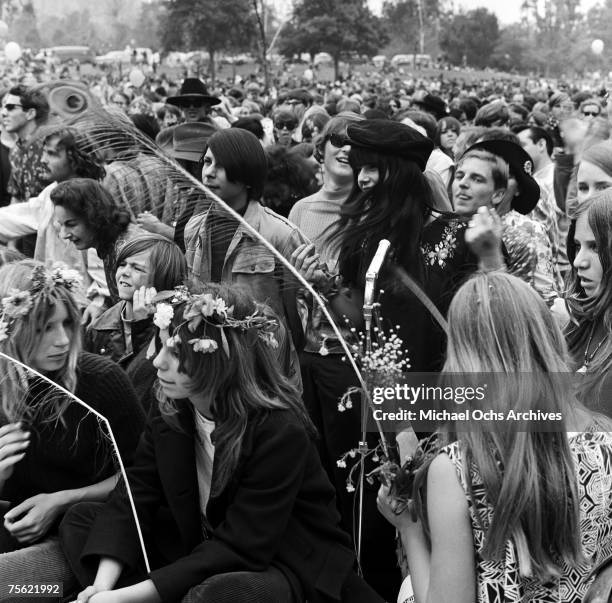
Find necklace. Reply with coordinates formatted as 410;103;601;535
581;323;609;372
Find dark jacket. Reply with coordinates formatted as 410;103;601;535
85;301;155;367
77;404;357;602
3;352;145;520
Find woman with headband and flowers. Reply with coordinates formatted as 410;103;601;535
60;282;385;603
0;260;144;596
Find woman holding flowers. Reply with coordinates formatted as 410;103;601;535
377;272;612;603
60;282;384;603
0;260;144;595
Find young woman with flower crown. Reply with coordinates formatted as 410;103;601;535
60;282;385;603
0;260;145;596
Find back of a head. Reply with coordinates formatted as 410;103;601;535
474;101;509;128
445;271;569;374
232;116;264;140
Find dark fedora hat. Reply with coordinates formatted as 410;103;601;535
346;119;434;171
166;78;221;107
465;139;540;214
155;122;218;162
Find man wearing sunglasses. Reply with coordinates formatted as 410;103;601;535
272;109;298;147
579;98;602;120
166;78;222;127
2;86;50;205
1;85;51;256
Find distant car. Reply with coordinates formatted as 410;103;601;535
391;54;414;67
313;52;333;66
37;46;96;65
372;55;387;68
95;50;131;65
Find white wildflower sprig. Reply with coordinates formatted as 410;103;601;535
335;294;411;494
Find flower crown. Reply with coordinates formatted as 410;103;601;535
151;286;279;357
0;264;83;343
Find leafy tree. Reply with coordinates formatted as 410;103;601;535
278;0;388;79
521;0;582;76
490;24;531;72
160;0;257;82
440;8;499;69
381;0;440;55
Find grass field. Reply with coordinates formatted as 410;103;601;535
82;59;529;87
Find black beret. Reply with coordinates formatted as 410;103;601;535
466;139;540;214
346;119;434;171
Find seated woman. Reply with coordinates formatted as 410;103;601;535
565;190;612;416
0;261;145;596
60;283;383;603
378;271;612;603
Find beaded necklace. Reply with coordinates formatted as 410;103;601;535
578;322;609;374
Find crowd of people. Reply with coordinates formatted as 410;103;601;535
0;56;609;603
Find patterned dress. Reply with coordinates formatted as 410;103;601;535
443;428;612;602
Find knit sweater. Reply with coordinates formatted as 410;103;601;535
3;352;145;506
288;183;352;271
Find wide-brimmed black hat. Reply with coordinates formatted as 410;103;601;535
465;139;540;214
346;119;434;171
166;78;221;107
413;94;448;120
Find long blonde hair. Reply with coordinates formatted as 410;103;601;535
419;272;588;580
0;261;82;424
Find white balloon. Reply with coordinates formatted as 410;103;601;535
129;68;145;88
592;39;604;55
0;21;9;38
5;41;21;62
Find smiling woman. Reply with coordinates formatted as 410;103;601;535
50;178;145;304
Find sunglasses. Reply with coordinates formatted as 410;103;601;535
582;110;600;117
2;103;22;111
328;132;350;148
274;120;297;130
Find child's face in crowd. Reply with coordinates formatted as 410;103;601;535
115;250;152;301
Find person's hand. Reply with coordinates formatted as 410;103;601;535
376;484;413;530
73;585;100;603
82;302;105;327
560;117;588;156
465;206;504;270
4;492;65;544
289;243;321;282
131;286;157;322
136;212;162;234
0;423;29;485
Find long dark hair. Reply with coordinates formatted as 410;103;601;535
333;146;434;287
565;192;612;401
50;178;131;258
